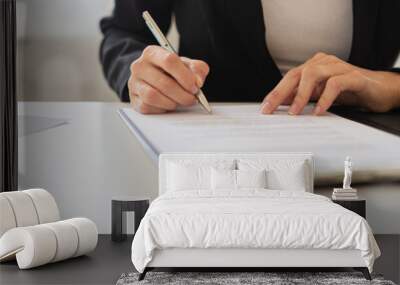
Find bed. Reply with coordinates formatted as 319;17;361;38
131;153;380;281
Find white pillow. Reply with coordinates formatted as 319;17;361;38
167;160;235;191
237;169;266;189
237;159;309;191
211;168;236;189
211;168;267;190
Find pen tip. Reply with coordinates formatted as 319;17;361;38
204;103;212;114
196;92;212;114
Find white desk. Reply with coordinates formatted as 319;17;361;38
18;102;400;234
18;102;157;234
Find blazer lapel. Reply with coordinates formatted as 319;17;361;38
225;0;281;85
348;0;379;68
200;0;281;94
198;0;235;67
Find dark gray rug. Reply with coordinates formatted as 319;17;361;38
116;272;396;285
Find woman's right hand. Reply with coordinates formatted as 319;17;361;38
128;45;210;114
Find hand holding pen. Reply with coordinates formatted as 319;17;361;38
127;11;212;114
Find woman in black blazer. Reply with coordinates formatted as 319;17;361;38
100;0;400;115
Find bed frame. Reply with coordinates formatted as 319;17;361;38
138;153;372;281
139;248;371;280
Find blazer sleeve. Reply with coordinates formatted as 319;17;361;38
100;0;174;101
375;1;400;74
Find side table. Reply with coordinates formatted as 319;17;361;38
332;199;366;219
111;196;150;242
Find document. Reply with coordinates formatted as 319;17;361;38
119;103;400;184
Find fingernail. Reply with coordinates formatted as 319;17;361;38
195;74;204;88
191;85;199;94
313;105;321;115
288;103;298;115
261;101;272;114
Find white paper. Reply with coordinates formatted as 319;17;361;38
119;103;400;184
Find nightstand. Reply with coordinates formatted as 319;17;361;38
111;196;150;242
332;199;366;218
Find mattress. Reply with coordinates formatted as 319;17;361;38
131;190;380;273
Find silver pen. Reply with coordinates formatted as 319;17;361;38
142;11;212;113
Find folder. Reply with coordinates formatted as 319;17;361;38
119;103;400;185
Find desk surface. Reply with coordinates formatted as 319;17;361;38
17;102;400;234
331;106;400;137
18;102;158;234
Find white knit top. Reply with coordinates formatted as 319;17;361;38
261;0;353;74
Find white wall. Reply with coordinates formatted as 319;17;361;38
16;0;179;102
19;0;113;39
17;0;118;101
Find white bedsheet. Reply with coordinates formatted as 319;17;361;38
131;190;380;272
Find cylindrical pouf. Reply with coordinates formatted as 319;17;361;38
42;221;79;262
0;218;98;269
0;226;57;269
0;196;17;237
64;218;98;257
0;192;39;227
23;189;60;224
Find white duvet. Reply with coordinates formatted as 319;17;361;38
131;190;380;273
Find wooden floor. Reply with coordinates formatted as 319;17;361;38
0;235;398;285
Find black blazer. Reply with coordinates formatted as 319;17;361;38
100;0;400;102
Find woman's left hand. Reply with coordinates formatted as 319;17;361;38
260;52;400;115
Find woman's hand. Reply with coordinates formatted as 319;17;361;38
128;45;209;114
261;52;400;115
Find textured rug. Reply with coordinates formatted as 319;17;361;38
116;272;396;285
